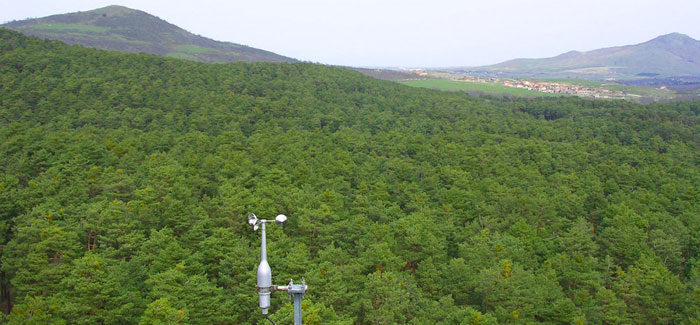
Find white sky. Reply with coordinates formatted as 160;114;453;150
1;0;699;67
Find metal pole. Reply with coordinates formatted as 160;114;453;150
260;222;267;261
250;214;309;324
293;293;302;325
288;279;307;325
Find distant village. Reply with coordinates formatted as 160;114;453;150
458;76;629;99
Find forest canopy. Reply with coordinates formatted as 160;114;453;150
1;28;699;324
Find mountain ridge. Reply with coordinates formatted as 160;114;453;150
2;5;296;63
460;33;700;80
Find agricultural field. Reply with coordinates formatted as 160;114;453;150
540;78;675;100
401;79;555;97
402;76;683;102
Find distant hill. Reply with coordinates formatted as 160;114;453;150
459;33;700;80
350;67;429;81
1;5;296;63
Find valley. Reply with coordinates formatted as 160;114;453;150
396;70;682;102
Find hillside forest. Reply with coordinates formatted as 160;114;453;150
1;28;700;324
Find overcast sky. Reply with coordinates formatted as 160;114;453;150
2;0;699;67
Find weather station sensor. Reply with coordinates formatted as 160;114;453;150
248;213;307;325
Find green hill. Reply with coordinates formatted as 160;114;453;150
462;33;700;80
1;5;295;63
1;28;700;324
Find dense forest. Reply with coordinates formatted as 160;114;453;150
1;28;699;324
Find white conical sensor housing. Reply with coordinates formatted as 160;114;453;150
257;222;272;314
257;259;271;313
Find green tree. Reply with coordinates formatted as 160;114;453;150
476;259;578;323
598;204;651;267
139;298;187;325
613;254;685;324
55;253;142;324
361;271;415;324
145;264;234;324
271;299;351;325
2;216;80;302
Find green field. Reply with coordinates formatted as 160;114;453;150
401;79;556;97
165;52;198;60
29;23;109;33
174;44;220;54
404;78;677;102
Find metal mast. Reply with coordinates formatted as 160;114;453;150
249;213;307;325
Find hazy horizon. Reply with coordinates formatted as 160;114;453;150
2;0;699;67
